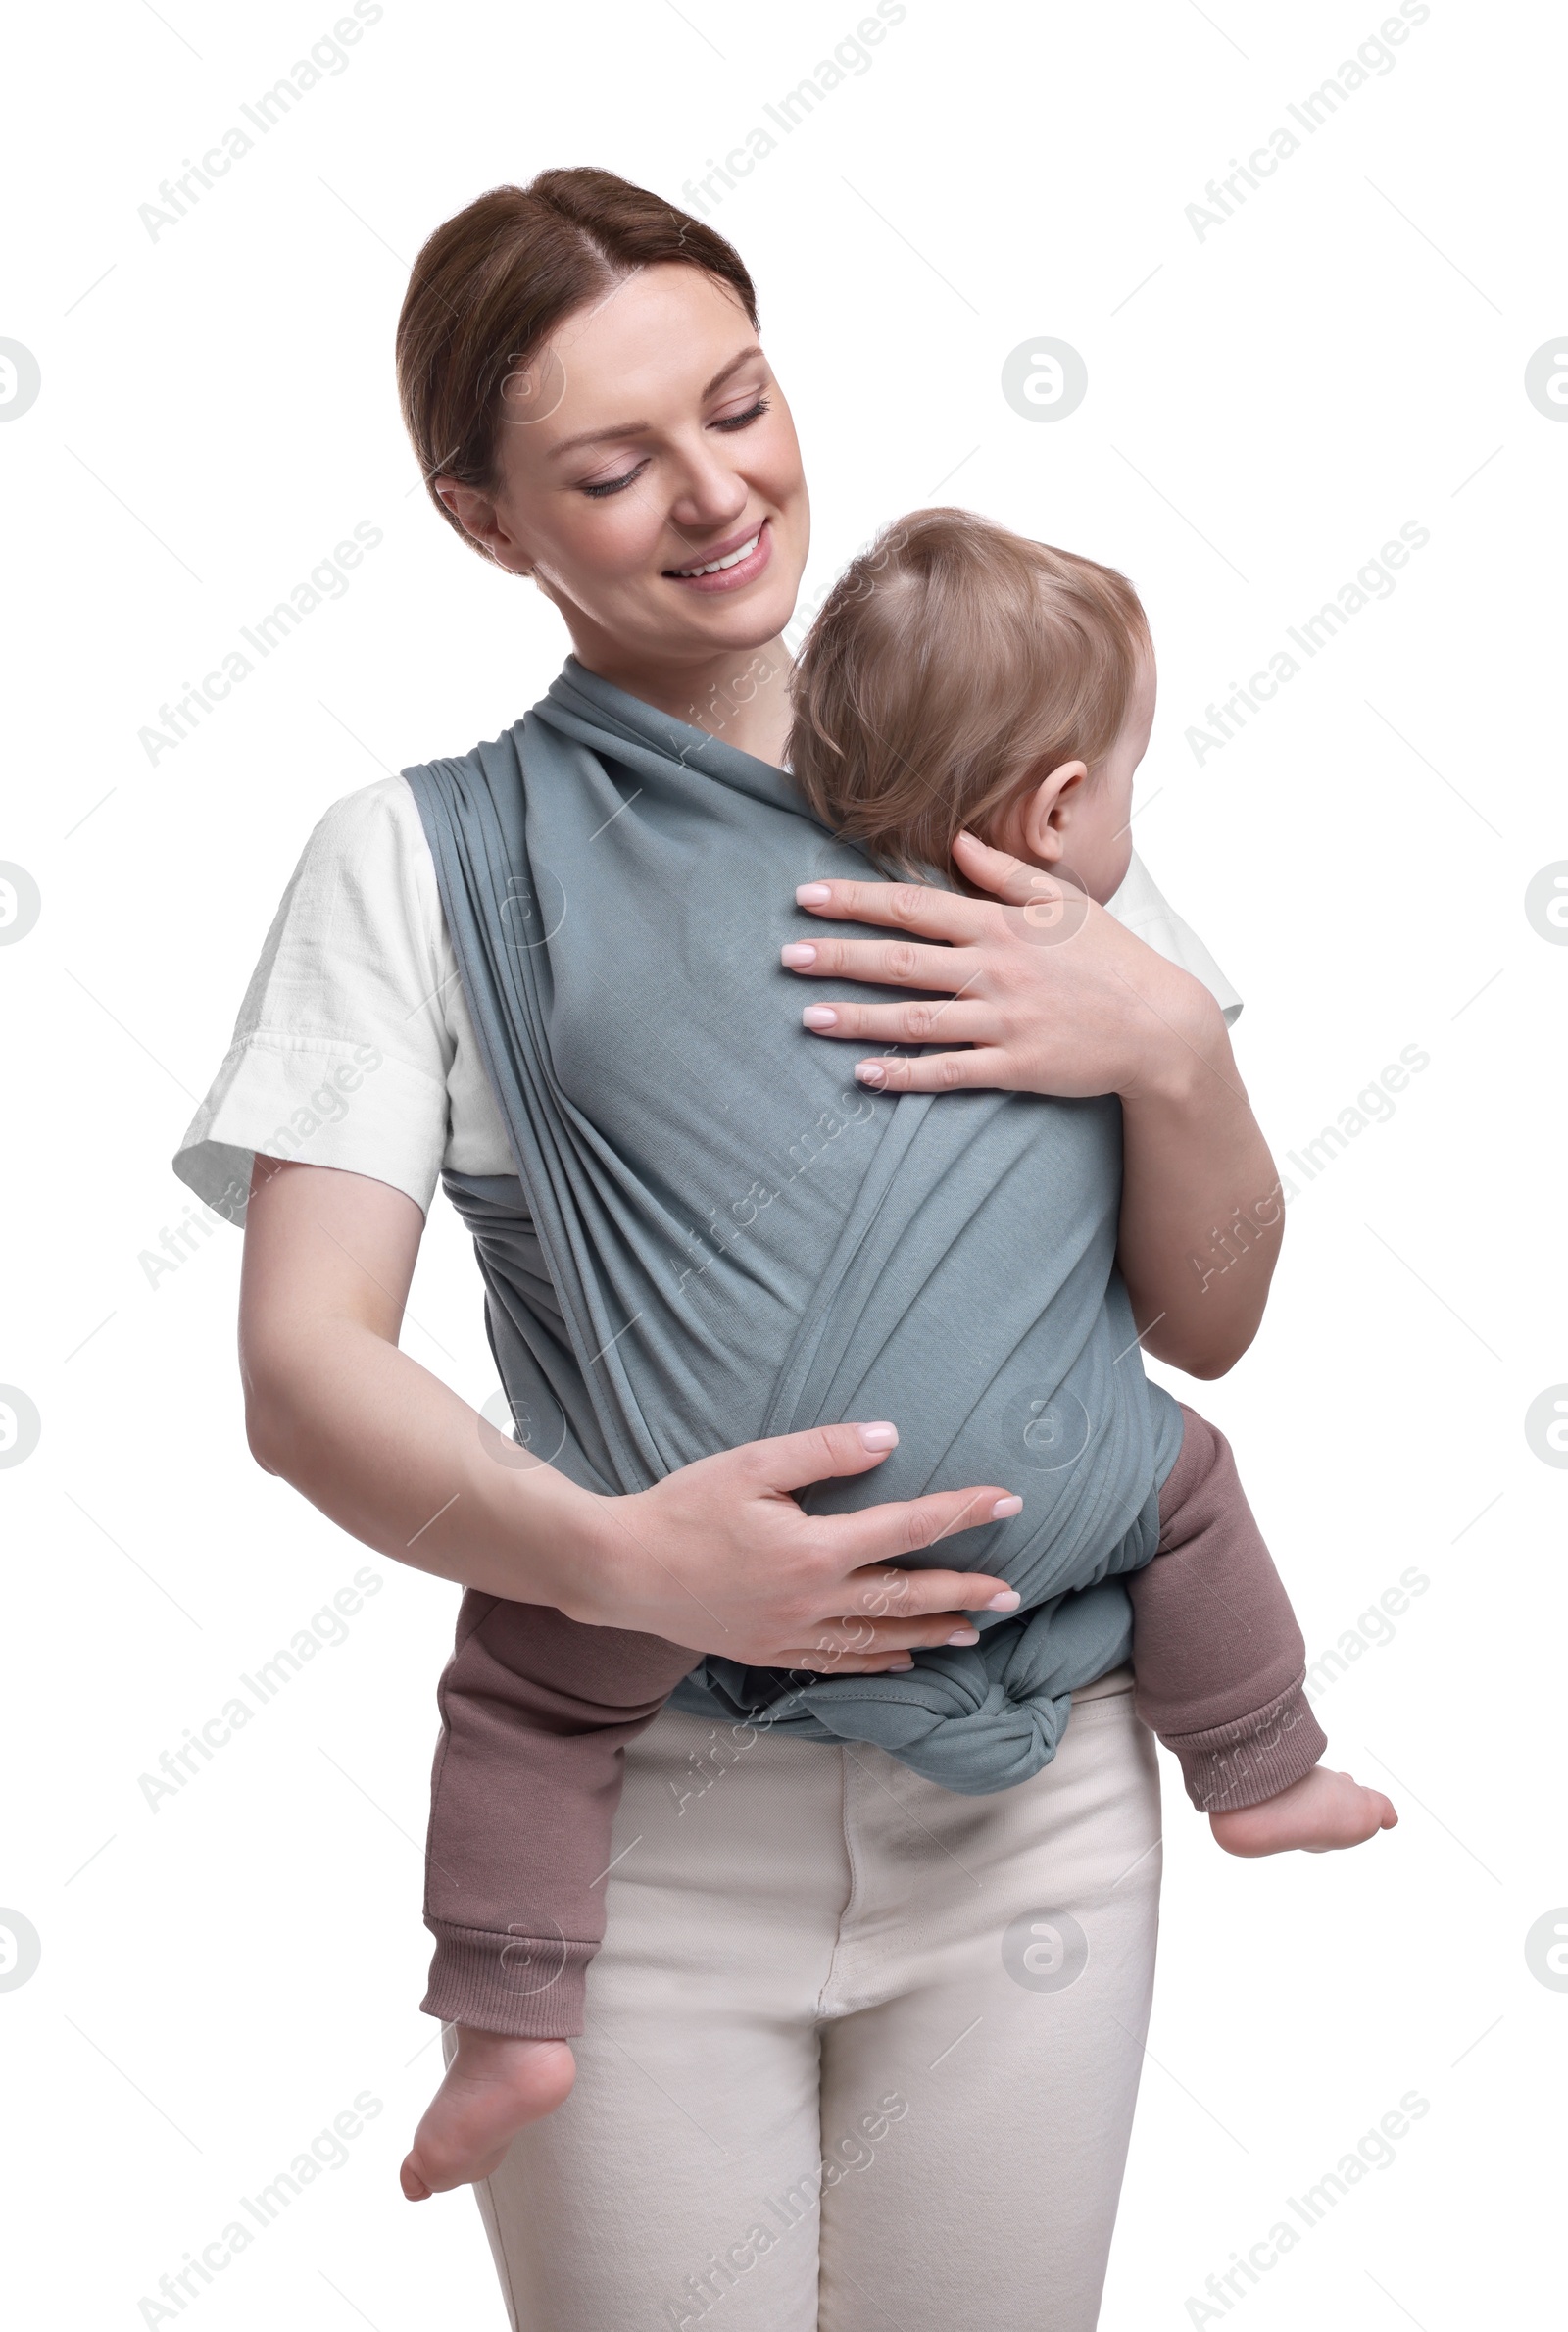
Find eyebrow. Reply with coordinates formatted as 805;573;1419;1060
545;347;764;461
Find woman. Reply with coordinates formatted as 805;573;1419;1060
175;170;1281;2330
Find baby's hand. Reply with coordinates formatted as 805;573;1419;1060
1208;1765;1396;1858
400;2025;575;2200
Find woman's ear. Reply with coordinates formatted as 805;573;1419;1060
1014;760;1089;864
434;479;534;575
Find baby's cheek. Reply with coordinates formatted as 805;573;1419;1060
1104;833;1135;901
1075;825;1133;907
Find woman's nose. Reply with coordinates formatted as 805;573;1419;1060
666;441;749;534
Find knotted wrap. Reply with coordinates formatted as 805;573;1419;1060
404;659;1183;1795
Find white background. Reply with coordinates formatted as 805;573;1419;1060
2;0;1564;2325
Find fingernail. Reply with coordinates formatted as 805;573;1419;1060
796;883;832;904
889;1656;914;1671
803;1005;838;1029
857;1421;898;1451
986;1590;1021;1612
991;1495;1023;1519
855;1063;887;1087
945;1627;979;1646
781;943;817;968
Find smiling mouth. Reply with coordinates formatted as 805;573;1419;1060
662;519;769;580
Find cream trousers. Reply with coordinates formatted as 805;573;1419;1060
459;1666;1161;2331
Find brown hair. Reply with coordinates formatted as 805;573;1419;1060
788;508;1150;880
395;168;760;557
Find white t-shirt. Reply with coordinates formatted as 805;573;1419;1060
172;774;1242;1225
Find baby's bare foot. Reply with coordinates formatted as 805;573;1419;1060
1209;1765;1397;1858
400;2026;575;2200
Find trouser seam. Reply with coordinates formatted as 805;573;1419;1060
817;1745;858;2019
479;2172;525;2332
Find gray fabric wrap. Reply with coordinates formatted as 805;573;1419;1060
403;658;1183;1796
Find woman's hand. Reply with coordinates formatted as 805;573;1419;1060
574;1421;1023;1670
781;829;1221;1103
780;831;1285;1380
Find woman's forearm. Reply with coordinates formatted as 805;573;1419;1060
239;1157;604;1610
243;1314;601;1608
1116;1000;1284;1378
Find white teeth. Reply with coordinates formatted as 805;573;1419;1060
672;529;760;577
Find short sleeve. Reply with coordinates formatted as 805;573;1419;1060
172;776;490;1224
1105;851;1243;1026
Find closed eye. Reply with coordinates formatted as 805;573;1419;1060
576;395;771;497
712;394;771;432
580;459;650;501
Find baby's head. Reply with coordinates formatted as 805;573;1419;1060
788;508;1153;904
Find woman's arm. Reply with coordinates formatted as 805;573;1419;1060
239;1157;1020;1663
778;835;1281;1379
239;1157;593;1603
1112;999;1282;1378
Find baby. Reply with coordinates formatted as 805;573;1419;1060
400;508;1396;2202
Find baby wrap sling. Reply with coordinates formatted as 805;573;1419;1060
404;658;1184;1795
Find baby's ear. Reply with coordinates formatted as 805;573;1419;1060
1016;760;1089;861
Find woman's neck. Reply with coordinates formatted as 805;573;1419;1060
571;634;796;767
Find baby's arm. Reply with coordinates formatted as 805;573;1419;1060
1131;1405;1396;1854
402;1597;696;2197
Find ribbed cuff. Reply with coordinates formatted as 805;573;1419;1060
1161;1680;1328;1813
421;1922;593;2038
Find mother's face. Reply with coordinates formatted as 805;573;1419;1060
437;265;809;675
